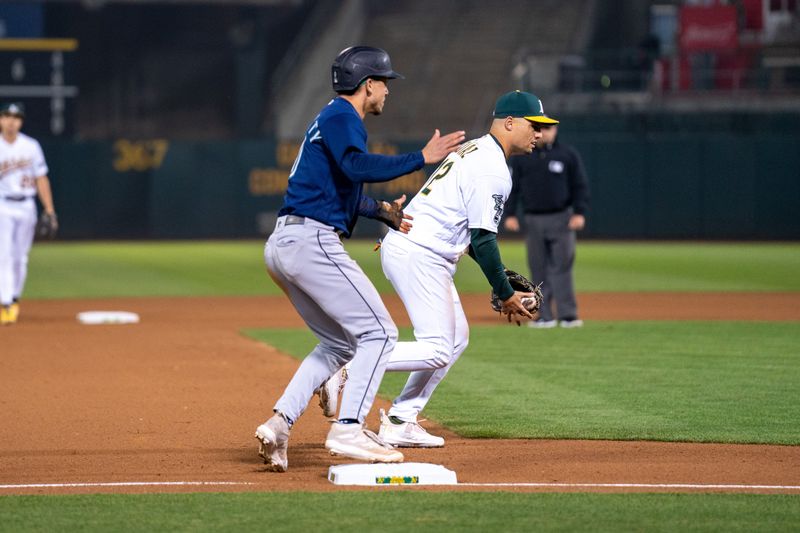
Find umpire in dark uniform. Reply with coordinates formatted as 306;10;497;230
504;124;590;328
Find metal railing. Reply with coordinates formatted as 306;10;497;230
516;50;800;96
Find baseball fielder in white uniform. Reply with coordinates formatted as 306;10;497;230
0;103;57;325
377;91;558;447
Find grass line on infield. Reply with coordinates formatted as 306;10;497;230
1;492;798;532
244;321;800;445
25;241;800;298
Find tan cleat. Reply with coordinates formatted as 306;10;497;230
325;422;404;463
254;413;291;472
0;305;11;326
8;303;19;323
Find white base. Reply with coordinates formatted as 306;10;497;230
77;311;140;325
328;462;457;486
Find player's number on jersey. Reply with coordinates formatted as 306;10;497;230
420;160;454;196
289;121;321;180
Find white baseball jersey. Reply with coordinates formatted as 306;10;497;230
394;134;511;262
0;132;48;198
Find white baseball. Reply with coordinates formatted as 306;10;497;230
520;297;537;312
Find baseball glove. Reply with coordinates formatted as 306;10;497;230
36;212;59;239
490;269;543;314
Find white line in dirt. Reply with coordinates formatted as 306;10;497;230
0;481;254;489
3;481;797;491
458;482;800;490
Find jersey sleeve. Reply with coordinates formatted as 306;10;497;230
358;195;381;218
32;140;49;177
321;112;368;163
468;228;514;300
321;112;424;183
464;174;511;233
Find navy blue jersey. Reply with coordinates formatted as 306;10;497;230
278;97;424;237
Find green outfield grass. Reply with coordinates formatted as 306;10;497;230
246;321;800;445
1;492;798;532
25;240;800;298
26;241;272;298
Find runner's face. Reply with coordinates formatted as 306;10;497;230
365;77;389;115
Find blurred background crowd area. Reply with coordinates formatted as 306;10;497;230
1;0;799;240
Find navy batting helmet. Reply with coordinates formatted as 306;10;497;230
331;46;404;92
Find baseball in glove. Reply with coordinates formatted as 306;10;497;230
490;269;543;316
36;212;59;239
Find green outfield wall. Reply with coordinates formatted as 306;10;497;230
42;129;800;240
567;133;799;239
42;138;426;240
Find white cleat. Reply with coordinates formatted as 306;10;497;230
559;319;584;328
254;413;291;472
325;421;404;463
318;365;348;418
379;409;445;448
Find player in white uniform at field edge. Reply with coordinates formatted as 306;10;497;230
377;91;557;447
0;103;58;326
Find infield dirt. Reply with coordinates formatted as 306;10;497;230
2;294;798;495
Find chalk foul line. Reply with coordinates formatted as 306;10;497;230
0;481;254;489
2;481;798;491
457;482;800;490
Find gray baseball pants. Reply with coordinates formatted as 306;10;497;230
524;208;578;321
264;215;397;424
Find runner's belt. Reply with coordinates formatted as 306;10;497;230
284;215;307;226
284;215;345;237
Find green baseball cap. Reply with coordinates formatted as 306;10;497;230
0;102;25;118
493;90;558;124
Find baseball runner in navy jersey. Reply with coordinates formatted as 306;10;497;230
255;46;465;471
0;103;57;326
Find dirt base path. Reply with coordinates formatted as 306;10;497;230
1;294;798;495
